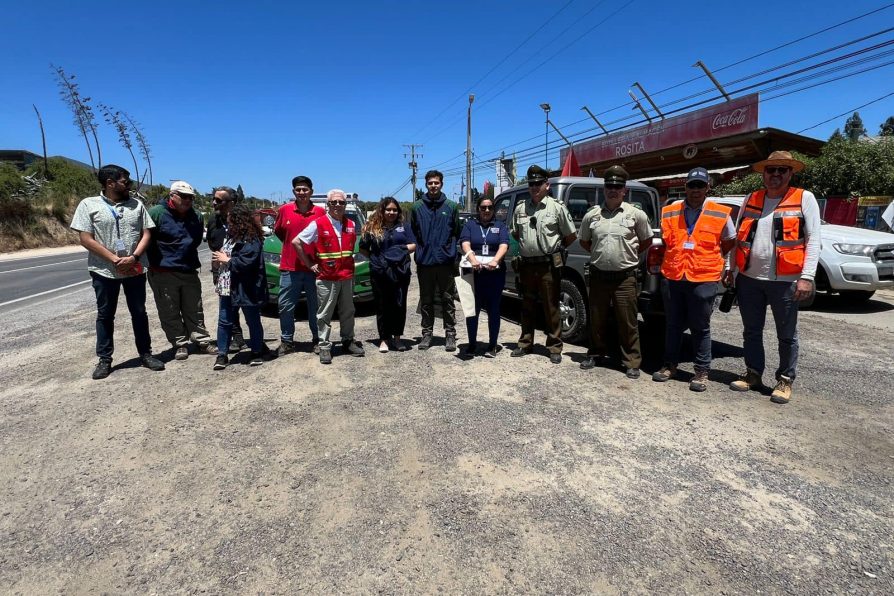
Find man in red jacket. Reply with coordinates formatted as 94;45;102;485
294;189;365;364
274;175;325;355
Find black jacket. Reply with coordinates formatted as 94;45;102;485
227;237;268;307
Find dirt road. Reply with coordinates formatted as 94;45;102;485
0;264;892;593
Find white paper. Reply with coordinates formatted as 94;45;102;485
455;273;476;318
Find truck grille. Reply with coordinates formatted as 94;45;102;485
874;244;894;263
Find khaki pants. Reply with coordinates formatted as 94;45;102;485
588;275;641;368
517;261;563;354
316;278;355;350
148;270;211;348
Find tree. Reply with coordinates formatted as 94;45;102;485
236;185;245;202
98;103;141;191
828;128;843;142
122;112;153;187
801;137;894;196
880;116;894;137
713;172;764;197
52;65;99;171
843;111;867;142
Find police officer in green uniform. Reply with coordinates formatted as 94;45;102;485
578;165;653;378
509;165;577;364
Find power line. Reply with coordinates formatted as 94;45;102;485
797;90;894;133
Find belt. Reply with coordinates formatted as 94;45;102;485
590;266;638;281
520;254;553;264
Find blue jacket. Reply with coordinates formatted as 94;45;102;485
408;193;460;266
148;202;204;272
228;237;269;307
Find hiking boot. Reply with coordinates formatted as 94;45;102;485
319;348;332;364
277;340;296;356
343;340;365;357
550;353;562;364
730;368;761;392
199;343;218;355
652;365;677;382
92;358;112;380
213;354;229;370
770;376;793;404
625;367;641;379
229;333;246;353
510;347;531;357
174;346;189;360
689;370;709;392
418;334;432;350
445;335;457;352
140;353;165;371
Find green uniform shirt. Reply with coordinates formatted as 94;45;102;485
578;201;652;271
510;195;575;257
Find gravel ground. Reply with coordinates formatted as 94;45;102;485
0;269;892;594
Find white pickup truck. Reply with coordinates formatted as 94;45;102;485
710;196;894;304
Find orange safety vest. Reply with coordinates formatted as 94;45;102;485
315;215;356;281
734;187;805;277
660;200;732;282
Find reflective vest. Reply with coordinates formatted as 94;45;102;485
660;200;732;282
315;215;356;281
734;187;806;277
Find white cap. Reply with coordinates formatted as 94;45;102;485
170;181;196;195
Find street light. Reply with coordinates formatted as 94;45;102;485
539;103;551;166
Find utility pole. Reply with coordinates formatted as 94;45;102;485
466;94;475;212
404;144;423;201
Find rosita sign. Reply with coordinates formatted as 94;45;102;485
561;93;759;166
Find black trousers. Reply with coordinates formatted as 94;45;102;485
417;263;457;336
371;271;410;340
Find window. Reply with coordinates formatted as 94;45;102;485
566;186;597;221
493;194;513;222
628;189;656;225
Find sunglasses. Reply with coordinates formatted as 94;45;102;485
117;179;133;186
527;181;545;188
328;200;347;206
686;181;707;189
604;183;625;190
478;205;493;211
764;167;791;175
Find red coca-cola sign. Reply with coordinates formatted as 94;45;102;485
561;93;759;166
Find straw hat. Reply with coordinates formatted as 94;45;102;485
752;150;805;173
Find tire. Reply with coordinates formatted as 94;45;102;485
838;290;875;303
559;278;587;343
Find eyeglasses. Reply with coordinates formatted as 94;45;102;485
604;184;625;190
686;181;707;189
764;167;791;175
328;200;347;206
117;179;133;187
176;192;195;199
478;206;493;211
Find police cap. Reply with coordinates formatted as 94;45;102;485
526;164;549;183
603;165;629;186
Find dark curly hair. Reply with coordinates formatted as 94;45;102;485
227;204;263;241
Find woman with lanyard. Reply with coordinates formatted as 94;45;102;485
459;196;509;358
211;204;274;368
359;197;417;353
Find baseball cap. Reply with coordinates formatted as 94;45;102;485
686;167;710;185
170;181;196;196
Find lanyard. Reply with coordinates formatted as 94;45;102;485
104;201;122;238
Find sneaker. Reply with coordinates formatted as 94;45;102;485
249;352;264;366
92;358;112;380
770;376;793;404
730;368;761;392
319;348;332;364
277;340;296;356
199;343;219;355
462;343;476;357
312;340;321;355
652;365;677;382
689;370;709;392
625;367;641;379
395;339;409;352
379;341;389;353
418;334;432;351
510;347;531;357
445;335;457;352
343;340;365;357
174;346;189;360
213;354;229;370
550;353;562;365
140;353;165;371
580;356;598;370
484;346;498;359
229;334;246;353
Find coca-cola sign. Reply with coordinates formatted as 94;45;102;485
561;93;759;166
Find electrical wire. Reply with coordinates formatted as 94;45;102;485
797;90;894;133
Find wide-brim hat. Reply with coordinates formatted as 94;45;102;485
753;150;805;173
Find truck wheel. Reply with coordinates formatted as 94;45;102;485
559;279;587;344
839;290;875;303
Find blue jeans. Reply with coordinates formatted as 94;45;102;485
662;279;716;372
465;269;505;348
278;271;319;342
217;296;265;354
736;273;799;380
91;272;152;360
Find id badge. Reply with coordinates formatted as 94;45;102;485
551;252;563;268
481;245;489;256
683;241;695;251
114;238;127;256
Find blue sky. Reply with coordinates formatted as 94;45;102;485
3;0;893;203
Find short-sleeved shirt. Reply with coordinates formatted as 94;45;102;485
509;195;575;257
70;193;155;279
274;202;325;272
460;217;510;268
297;214;343;245
578;201;653;271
